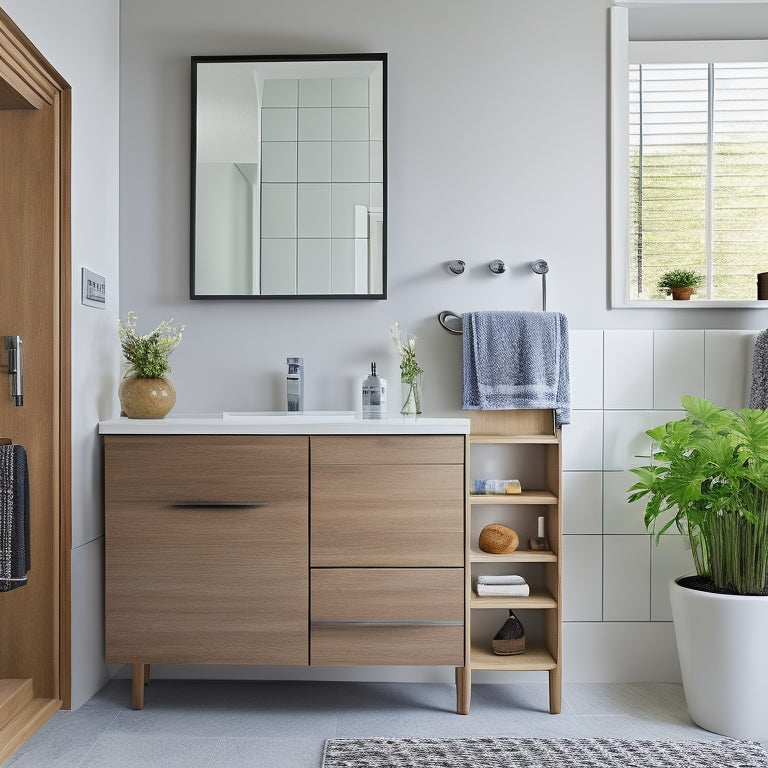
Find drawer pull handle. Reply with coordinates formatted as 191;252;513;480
311;620;463;627
169;502;267;509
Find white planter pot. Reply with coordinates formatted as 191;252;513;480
670;577;768;740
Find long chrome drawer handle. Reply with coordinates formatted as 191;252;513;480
169;502;267;509
311;620;463;627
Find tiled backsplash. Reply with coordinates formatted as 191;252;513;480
563;329;758;627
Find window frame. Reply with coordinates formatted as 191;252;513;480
609;6;768;308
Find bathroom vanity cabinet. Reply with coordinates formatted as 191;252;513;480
100;417;468;710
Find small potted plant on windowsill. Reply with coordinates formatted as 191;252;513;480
628;396;768;740
118;311;184;418
657;269;704;301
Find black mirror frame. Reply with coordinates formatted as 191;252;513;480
190;53;387;301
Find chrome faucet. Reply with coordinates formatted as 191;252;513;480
286;357;304;413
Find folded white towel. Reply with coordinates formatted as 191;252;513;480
476;583;530;597
477;574;526;585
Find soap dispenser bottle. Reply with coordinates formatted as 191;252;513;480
362;362;386;419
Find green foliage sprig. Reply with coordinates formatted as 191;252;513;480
657;269;704;291
628;396;768;595
118;311;184;379
391;322;424;384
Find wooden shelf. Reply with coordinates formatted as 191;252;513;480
470;588;557;610
469;642;557;671
469;490;557;505
469;547;557;563
469;435;558;445
461;408;562;715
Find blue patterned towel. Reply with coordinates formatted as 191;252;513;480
462;311;570;427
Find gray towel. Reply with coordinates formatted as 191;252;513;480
462;311;570;427
0;444;30;592
750;330;768;409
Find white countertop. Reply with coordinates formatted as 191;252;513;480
98;411;470;435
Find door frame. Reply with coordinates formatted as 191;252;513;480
0;8;71;708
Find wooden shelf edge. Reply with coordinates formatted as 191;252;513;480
468;490;557;505
470;588;557;609
469;548;558;563
469;643;557;671
469;435;559;445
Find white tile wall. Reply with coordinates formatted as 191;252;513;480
562;535;603;621
562;472;602;534
562;410;603;471
603;470;648;535
556;331;753;637
651;534;694;621
704;329;758;409
604;330;653;410
653;330;705;409
603;535;650;621
603;410;679;471
569;330;603;409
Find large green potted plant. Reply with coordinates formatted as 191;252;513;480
628;395;768;739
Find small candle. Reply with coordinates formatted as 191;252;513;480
538;516;545;538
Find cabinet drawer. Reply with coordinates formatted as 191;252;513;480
311;568;464;623
104;435;308;503
311;464;463;566
311;435;464;466
311;625;464;666
105;497;308;665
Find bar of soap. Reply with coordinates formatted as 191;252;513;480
472;479;522;495
479;523;519;554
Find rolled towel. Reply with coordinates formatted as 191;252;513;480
476;583;530;597
477;574;526;585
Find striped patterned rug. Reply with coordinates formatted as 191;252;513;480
322;738;768;767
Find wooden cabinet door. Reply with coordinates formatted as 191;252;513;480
311;436;465;567
104;436;309;665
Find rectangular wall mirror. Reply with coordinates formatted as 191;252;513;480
191;53;387;299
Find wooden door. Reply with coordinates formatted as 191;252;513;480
0;10;71;706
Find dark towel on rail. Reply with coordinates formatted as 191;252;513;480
749;330;768;410
0;444;30;592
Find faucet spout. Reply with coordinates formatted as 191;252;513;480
286;357;304;413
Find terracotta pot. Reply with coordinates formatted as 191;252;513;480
118;375;176;418
671;286;694;301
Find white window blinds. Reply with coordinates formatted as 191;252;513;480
629;61;768;300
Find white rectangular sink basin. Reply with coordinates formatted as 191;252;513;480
222;410;357;422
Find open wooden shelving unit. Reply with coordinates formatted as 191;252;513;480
456;409;562;715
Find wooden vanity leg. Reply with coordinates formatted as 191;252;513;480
456;666;471;715
144;663;151;684
548;667;562;714
132;662;146;710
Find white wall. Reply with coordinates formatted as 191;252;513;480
115;0;768;687
1;0;121;709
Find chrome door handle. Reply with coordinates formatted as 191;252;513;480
4;336;23;407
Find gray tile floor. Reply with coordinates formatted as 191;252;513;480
3;678;747;767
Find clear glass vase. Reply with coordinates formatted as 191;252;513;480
400;375;422;416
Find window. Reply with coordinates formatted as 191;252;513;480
610;8;768;306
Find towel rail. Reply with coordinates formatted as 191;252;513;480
438;260;551;333
0;438;11;445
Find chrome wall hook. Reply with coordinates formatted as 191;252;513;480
531;260;549;311
489;259;506;275
447;260;465;275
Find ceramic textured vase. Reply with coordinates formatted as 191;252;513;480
118;375;176;418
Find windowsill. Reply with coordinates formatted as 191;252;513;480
613;300;768;309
